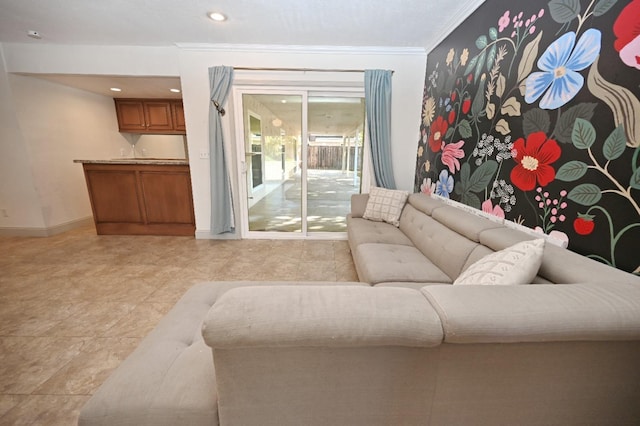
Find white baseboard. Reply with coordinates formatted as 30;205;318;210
0;217;94;237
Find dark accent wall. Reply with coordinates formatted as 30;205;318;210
414;0;640;273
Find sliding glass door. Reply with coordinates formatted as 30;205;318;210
235;87;365;237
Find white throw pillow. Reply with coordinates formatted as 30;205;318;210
453;239;545;285
363;187;409;227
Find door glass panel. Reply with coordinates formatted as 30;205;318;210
307;96;365;232
243;94;302;232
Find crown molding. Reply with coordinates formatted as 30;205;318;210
175;43;426;56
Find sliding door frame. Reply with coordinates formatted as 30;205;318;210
232;85;366;239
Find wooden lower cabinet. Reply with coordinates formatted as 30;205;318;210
82;163;195;236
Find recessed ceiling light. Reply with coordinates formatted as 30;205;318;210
208;12;227;22
169;88;181;93
110;87;122;92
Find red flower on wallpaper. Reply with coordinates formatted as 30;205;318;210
613;0;640;70
429;116;448;152
441;140;465;173
510;131;561;191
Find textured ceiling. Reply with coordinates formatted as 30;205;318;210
0;0;483;49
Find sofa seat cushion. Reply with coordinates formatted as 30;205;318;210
355;243;453;284
347;216;413;248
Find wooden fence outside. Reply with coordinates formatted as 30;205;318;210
307;146;362;170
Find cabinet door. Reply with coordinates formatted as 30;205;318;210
172;101;186;131
85;170;144;223
115;100;146;132
144;101;174;132
139;170;195;224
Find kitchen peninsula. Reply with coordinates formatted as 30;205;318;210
75;159;195;236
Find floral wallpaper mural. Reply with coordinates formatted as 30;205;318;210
415;0;640;274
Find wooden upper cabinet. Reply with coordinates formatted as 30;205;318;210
144;101;174;132
114;99;186;134
115;100;147;132
172;101;186;131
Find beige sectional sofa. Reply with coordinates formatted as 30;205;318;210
79;192;640;426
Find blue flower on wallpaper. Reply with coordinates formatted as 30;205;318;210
525;28;601;109
436;169;454;198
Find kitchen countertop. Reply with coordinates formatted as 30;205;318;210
74;158;189;165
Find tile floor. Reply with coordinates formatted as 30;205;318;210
0;225;358;425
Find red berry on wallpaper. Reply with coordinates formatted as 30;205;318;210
574;214;595;235
462;98;471;114
448;110;456;124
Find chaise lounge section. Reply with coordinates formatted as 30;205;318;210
79;192;640;425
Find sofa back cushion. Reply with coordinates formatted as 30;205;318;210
399;204;479;281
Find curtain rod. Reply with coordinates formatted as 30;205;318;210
233;67;394;74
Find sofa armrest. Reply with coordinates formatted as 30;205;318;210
421;283;640;344
202;285;443;349
350;193;369;218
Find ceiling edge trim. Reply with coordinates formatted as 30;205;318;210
175;43;426;56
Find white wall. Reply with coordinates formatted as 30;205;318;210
0;46;46;229
178;45;426;236
8;74;131;229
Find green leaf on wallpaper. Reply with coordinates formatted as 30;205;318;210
555;103;597;143
476;35;488;49
630;167;640;190
572;118;596;149
461;192;481;209
471;78;486;116
517;30;543;84
445;127;455;140
486;44;497;73
548;0;581;24
489;27;498;41
523;108;550;136
475;50;487;82
555;160;588;182
603;126;627;160
460;162;471;187
458;119;473;138
464;54;479;76
593;0;619;17
568;183;602;206
467;160;498;192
